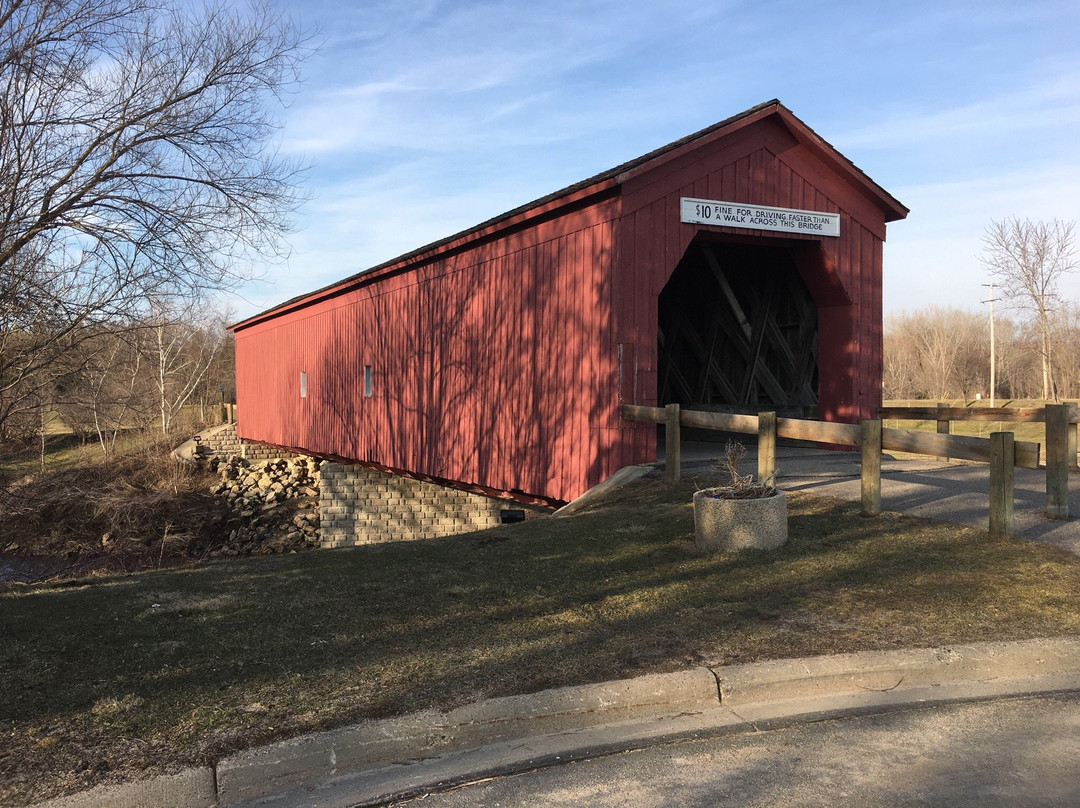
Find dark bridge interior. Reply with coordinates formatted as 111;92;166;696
657;238;819;419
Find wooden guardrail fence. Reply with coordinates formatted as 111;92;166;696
880;402;1077;520
621;403;1074;538
878;405;1062;423
880;403;1078;469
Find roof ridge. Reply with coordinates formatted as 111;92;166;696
232;99;907;331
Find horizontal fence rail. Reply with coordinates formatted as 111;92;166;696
881;429;1041;470
879;405;1080;424
881;406;1044;423
879;402;1076;473
620;404;1041;469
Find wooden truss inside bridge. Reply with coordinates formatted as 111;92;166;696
658;239;819;418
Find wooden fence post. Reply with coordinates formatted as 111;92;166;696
937;401;950;460
1045;404;1070;519
861;419;882;516
1068;402;1078;471
665;403;681;483
989;432;1015;539
758;411;777;486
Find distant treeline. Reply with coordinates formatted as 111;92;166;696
883;302;1080;401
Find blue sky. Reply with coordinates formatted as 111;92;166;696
234;0;1080;319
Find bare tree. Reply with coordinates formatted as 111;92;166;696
990;316;1027;399
980;217;1078;400
0;0;307;440
882;315;918;399
883;303;1078;403
195;327;235;421
142;301;231;435
49;303;235;455
52;324;154;457
883;308;991;401
1051;301;1080;400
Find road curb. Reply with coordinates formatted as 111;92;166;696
24;637;1080;808
552;464;654;516
27;767;215;808
718;636;1080;707
215;667;719;805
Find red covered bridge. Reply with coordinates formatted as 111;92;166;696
232;100;908;505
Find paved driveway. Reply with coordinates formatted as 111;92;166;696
667;441;1080;555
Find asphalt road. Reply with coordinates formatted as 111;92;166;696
383;692;1080;807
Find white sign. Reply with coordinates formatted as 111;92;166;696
680;198;840;238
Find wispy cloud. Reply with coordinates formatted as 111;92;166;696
280;0;744;157
840;84;1080;153
884;165;1080;313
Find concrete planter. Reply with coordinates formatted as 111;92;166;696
693;488;788;551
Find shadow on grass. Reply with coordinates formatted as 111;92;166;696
3;479;1080;802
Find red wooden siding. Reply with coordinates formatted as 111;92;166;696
235;197;622;503
233;102;906;503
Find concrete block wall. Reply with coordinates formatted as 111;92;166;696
320;463;520;548
196;424;303;461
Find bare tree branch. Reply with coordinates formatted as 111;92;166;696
0;0;310;439
981;217;1078;400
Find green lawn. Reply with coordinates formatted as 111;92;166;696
4;474;1080;804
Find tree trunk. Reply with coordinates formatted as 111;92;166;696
1041;320;1056;401
39;403;46;473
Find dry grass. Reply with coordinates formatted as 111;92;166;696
3;472;1080;805
0;406;223;482
0;432;107;481
0;438;233;567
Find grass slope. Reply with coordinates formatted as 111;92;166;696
3;474;1080;804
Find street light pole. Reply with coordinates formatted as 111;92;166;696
982;283;996;408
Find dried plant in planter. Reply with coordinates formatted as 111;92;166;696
694;441;786;550
705;441;776;500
